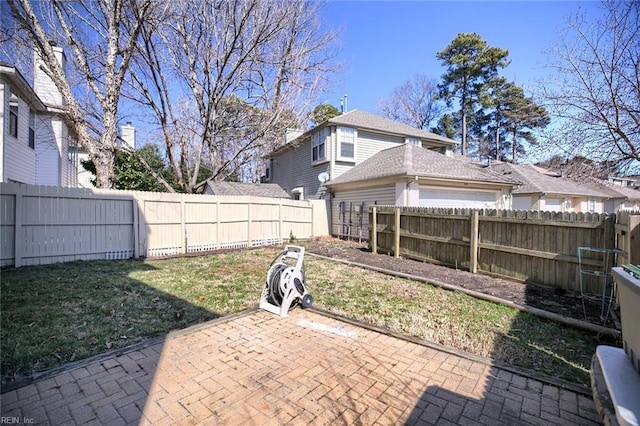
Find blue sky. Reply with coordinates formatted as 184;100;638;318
321;0;603;113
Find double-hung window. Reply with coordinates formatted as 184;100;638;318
338;126;355;161
312;128;326;163
29;109;35;149
263;158;272;182
9;95;18;138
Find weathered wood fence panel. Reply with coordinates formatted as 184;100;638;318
615;209;640;265
0;183;324;268
370;206;634;292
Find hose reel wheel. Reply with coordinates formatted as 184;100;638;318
260;245;313;317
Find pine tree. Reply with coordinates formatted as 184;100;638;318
436;33;509;156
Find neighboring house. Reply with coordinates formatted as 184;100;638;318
202;180;291;198
323;143;520;235
265;109;522;237
265;109;458;201
488;162;613;213
0;48;78;187
583;177;640;212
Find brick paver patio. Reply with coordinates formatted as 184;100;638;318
1;308;601;425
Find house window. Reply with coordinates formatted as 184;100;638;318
312;128;326;162
338;126;355;160
29;109;35;149
406;137;421;147
292;187;304;200
9;100;18;138
588;198;596;213
263;158;272;182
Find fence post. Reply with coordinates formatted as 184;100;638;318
394;206;400;258
13;185;23;268
372;206;377;255
132;198;139;258
470;210;479;273
248;199;252;247
630;214;640;265
181;195;187;254
278;200;283;243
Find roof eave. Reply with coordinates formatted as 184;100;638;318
1;64;47;112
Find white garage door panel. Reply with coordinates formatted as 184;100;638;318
545;198;562;211
419;188;497;208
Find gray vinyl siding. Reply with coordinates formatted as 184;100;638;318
270;137;330;200
356;131;403;163
330;184;396;238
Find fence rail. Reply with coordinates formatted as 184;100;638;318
370;206;638;292
0;183;326;268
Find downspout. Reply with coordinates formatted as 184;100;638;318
328;126;335;236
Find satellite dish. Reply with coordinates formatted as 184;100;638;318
318;172;330;183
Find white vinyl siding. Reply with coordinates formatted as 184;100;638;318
1;84;36;184
419;187;498;209
331;185;396;238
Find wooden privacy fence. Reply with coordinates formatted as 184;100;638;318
370;206;638;293
0;183;326;268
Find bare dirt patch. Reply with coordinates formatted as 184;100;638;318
301;237;616;329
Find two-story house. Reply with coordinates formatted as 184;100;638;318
0;47;78;186
265;110;459;201
266;110;520;237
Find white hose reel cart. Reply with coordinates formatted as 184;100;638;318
260;245;313;317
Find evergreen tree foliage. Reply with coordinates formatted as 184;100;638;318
311;104;341;125
436;33;509;156
82;145;175;192
484;77;550;162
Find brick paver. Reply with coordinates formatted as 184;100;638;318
0;309;601;425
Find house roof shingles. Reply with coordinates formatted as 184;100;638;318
325;144;520;187
206;181;290;198
325;110;459;146
488;163;613;197
269;110;459;157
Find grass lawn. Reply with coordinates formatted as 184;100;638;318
1;247;614;386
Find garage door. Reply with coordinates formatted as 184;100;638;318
419;188;498;208
544;198;562;212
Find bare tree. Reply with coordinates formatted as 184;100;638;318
127;0;337;193
539;0;639;172
376;74;444;130
7;0;153;188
